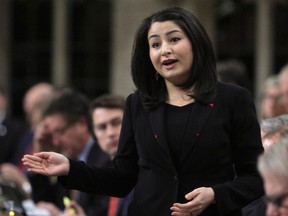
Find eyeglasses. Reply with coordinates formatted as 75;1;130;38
49;124;74;138
265;192;288;208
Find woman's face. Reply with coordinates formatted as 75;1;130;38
148;21;193;86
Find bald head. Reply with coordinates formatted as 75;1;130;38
23;82;54;127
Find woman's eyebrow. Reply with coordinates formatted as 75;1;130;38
148;29;180;41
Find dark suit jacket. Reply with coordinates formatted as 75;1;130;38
116;190;134;216
242;196;266;216
29;173;69;209
76;141;111;216
0;117;26;164
59;82;264;216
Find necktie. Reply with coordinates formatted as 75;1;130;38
108;196;119;216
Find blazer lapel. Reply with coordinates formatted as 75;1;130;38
149;104;175;168
179;101;214;165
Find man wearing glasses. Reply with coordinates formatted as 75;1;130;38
30;89;110;216
258;136;288;216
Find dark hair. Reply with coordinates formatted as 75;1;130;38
43;90;91;131
90;94;125;113
131;7;217;111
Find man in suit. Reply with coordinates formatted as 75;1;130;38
31;89;110;215
90;94;133;216
35;92;131;216
257;137;288;216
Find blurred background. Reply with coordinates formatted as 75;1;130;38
0;0;287;121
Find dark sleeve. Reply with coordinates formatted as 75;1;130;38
242;196;266;216
212;87;264;215
58;94;139;197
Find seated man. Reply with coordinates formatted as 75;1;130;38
257;136;288;216
30;89;110;215
90;94;133;216
242;123;288;215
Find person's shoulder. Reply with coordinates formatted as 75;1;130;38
242;196;266;216
215;81;255;108
126;91;142;105
217;81;252;98
125;91;148;115
217;81;247;92
127;91;140;99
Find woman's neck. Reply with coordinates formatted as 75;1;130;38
166;84;194;107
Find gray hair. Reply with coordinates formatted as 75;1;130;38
260;114;288;136
258;136;288;183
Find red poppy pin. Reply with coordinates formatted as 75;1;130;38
209;103;214;107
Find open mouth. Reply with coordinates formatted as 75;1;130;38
163;59;178;66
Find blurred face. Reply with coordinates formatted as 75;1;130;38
262;86;284;118
148;21;193;86
92;108;123;159
262;171;288;216
41;113;88;158
23;84;53;127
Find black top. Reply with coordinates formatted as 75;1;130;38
165;103;194;170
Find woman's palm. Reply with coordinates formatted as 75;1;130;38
22;152;69;176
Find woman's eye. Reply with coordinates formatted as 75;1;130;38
152;42;160;48
171;37;180;42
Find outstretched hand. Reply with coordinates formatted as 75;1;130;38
22;152;70;176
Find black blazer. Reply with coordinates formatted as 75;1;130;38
59;82;264;216
242;196;266;216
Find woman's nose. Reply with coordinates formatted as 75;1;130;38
161;44;172;56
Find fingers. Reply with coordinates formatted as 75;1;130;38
171;202;202;216
22;155;42;168
22;161;42;172
185;188;200;201
33;151;52;158
186;187;215;205
171;187;215;216
22;152;51;162
170;202;191;215
23;154;41;161
22;154;45;172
